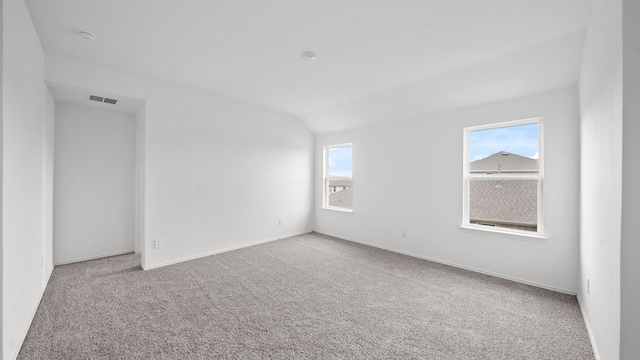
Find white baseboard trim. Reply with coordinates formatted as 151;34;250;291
54;249;135;266
315;230;576;295
11;265;54;360
577;295;601;360
143;231;312;271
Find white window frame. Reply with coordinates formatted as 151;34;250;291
462;117;544;238
323;143;353;213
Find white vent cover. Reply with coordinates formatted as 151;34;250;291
89;95;117;105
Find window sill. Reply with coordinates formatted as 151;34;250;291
322;206;354;214
459;224;546;243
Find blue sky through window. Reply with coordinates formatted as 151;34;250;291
328;145;352;177
469;123;538;162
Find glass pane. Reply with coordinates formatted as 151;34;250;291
326;145;352;210
469;123;538;173
327;146;352;177
469;179;538;232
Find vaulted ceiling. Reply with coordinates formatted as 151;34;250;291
26;0;594;133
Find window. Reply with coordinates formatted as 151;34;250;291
463;118;543;236
323;143;353;212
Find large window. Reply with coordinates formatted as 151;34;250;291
323;143;353;212
463;118;542;236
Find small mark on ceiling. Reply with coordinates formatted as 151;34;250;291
301;51;318;61
78;30;97;41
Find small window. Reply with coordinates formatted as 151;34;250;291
323;144;352;212
463;118;543;235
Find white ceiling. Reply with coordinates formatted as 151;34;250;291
26;0;594;132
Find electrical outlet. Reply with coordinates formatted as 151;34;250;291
401;230;407;238
385;227;392;236
587;278;590;294
154;238;164;249
279;218;283;227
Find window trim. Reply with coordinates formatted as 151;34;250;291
323;143;353;213
462;117;544;238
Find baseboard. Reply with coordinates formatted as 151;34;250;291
143;231;312;271
11;265;54;360
577;295;601;360
54;249;135;266
315;230;576;295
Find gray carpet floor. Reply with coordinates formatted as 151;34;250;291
18;232;594;359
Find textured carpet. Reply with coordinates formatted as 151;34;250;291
19;232;594;359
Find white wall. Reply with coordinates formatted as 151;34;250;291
0;2;4;356
578;0;622;358
54;103;136;264
44;84;55;277
45;55;315;270
2;0;55;359
135;105;146;257
620;0;640;358
315;87;580;293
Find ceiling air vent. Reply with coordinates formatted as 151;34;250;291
89;95;118;105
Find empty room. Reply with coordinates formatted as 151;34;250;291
2;0;638;359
